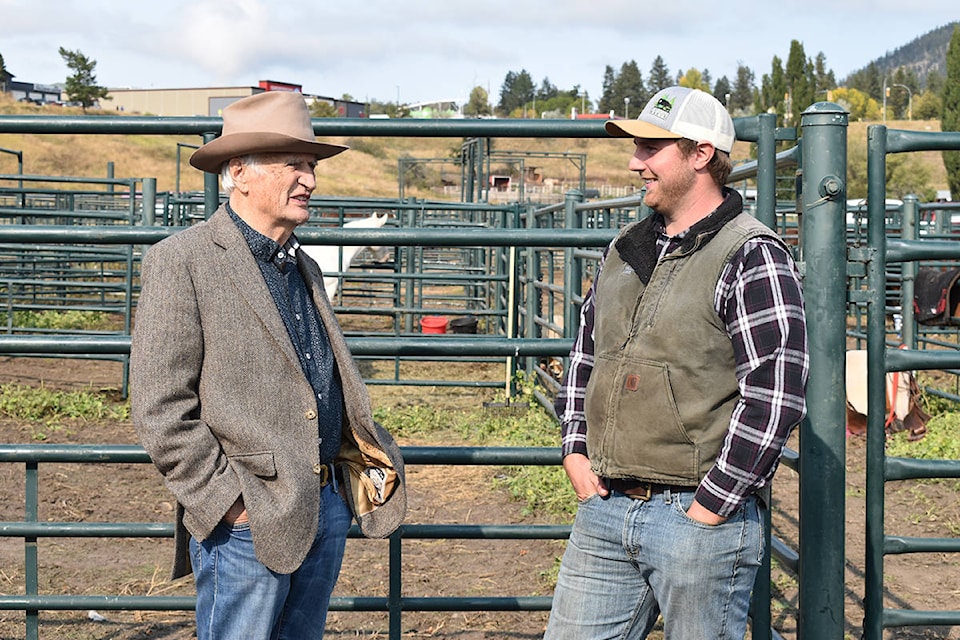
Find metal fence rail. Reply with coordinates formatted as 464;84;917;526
0;443;565;640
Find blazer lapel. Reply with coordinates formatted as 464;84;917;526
208;208;301;370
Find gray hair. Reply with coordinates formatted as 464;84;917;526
219;154;264;194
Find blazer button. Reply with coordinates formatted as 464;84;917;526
313;463;322;474
305;410;317;420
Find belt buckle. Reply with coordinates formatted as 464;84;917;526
625;482;653;501
315;463;331;485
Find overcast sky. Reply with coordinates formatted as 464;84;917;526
2;0;958;107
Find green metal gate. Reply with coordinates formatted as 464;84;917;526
861;125;960;638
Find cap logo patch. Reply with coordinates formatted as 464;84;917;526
649;95;675;121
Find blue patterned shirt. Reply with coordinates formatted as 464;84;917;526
228;206;343;463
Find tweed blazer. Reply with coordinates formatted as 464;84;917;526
131;206;406;578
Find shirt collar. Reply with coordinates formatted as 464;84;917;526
227;204;299;270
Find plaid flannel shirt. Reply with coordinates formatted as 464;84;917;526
556;214;809;518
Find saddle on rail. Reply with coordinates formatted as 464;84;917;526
914;267;960;326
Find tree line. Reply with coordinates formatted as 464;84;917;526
0;37;944;123
489;38;945;123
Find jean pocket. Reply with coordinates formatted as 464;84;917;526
671;492;728;528
577;492;602;506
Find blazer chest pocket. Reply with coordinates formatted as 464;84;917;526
228;451;277;479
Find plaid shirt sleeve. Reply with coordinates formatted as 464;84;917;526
556;257;603;458
696;236;809;517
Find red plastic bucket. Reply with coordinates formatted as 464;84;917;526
420;316;448;334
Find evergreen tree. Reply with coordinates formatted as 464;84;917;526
813;52;836;93
760;56;787;121
865;63;884;102
713;76;732;106
58;47;109;111
888;67;916;119
602;61;646;118
616;61;646;117
599;65;616;114
851;62;883;102
785;40;814;124
536;77;559;102
497;69;535;116
730;63;756;114
926;69;945;96
647;56;672;94
941;26;960;200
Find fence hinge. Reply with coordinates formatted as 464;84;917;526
847;246;876;267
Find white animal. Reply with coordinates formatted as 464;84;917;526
300;213;391;299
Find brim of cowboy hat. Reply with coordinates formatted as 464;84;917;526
189;132;348;173
604;119;682;140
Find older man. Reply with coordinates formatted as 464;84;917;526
131;91;406;640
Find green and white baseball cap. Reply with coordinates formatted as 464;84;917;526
605;86;735;153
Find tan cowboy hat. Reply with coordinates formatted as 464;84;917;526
189;91;348;173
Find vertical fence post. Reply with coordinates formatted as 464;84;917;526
562;189;584;341
388;531;403;640
25;461;39;640
862;124;888;640
749;110;780;640
201;132;219;218
142;177;157;226
798;102;848;640
754;112;779;231
899;194;919;349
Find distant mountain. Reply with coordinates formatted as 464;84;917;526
844;21;958;85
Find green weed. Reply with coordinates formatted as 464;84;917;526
11;309;120;331
886;411;960;460
0;383;130;438
374;372;576;521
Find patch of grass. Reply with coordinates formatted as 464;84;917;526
11;309;120;331
886;411;960;460
374;373;576;521
0;383;130;439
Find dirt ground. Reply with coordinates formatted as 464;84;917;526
1;355;959;640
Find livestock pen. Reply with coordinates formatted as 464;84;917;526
0;106;959;639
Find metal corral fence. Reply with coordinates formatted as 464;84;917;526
0;172;145;393
858;125;960;639
0;106;956;639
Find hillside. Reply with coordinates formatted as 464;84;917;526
0;94;948;201
844;21;959;84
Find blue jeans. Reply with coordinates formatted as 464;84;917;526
544;488;763;640
189;484;351;640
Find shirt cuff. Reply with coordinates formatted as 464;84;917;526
696;469;749;518
561;439;588;459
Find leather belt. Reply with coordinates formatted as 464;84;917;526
605;478;694;501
